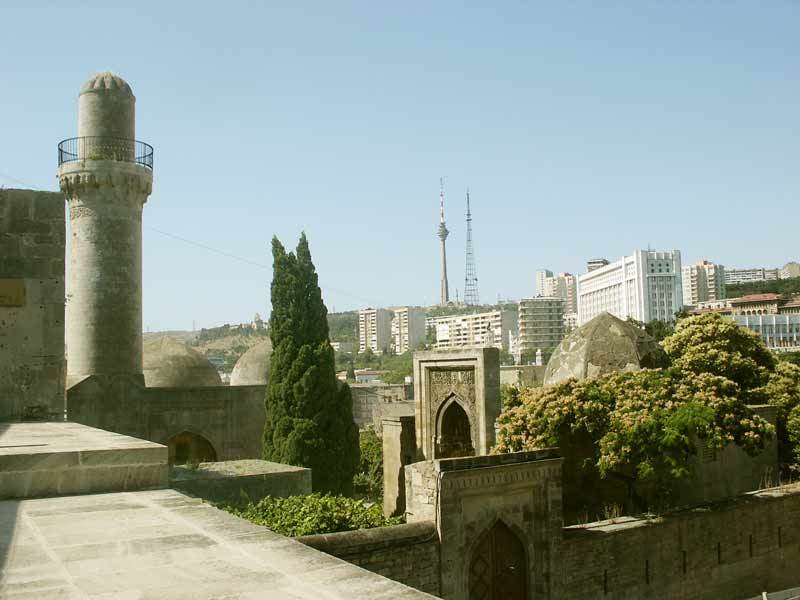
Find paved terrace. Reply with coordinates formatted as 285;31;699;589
0;488;435;599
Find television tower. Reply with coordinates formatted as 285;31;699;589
437;178;450;305
463;190;479;305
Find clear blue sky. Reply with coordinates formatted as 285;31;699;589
2;2;798;330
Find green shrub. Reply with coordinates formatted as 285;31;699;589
353;428;383;502
226;493;401;537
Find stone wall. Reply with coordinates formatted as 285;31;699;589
171;459;310;504
0;188;66;421
67;378;265;461
382;415;417;517
500;365;545;387
350;383;413;432
561;484;800;600
298;521;440;596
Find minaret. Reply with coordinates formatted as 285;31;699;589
463;190;479;305
437;178;450;305
58;72;153;385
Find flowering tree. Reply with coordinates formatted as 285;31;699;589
662;312;775;394
495;368;773;518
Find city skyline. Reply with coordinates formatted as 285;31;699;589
2;2;798;330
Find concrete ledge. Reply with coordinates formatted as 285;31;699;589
435;447;561;472
0;422;168;499
170;459;311;504
298;521;438;556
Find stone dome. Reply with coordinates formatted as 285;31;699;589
229;339;272;386
80;72;134;96
543;312;668;386
143;336;222;388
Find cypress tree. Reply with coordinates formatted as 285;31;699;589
264;233;360;495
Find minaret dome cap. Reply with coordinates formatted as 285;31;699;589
80;72;134;98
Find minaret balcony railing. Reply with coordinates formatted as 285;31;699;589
58;137;154;170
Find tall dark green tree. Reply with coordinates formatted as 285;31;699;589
264;233;360;495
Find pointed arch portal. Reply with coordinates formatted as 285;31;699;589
436;398;475;459
469;521;528;600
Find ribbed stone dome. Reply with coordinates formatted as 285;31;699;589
143;336;222;388
80;72;134;96
543;312;668;386
229;339;272;386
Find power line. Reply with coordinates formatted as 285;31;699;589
0;171;375;308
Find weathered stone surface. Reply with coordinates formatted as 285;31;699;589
171;459;311;504
0;422;167;499
544;311;668;386
413;348;501;461
351;382;414;432
229;338;272;386
382;416;416;517
298;521;440;596
143;335;222;387
0;188;66;421
0;488;435;599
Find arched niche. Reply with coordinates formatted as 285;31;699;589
166;430;218;465
468;520;528;600
435;395;475;459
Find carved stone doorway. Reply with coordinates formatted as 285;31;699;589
469;521;527;600
436;399;474;459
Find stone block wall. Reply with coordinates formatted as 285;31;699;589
561;484;800;600
298;521;440;596
382;415;416;517
350;383;413;432
67;378;266;461
0;188;66;421
171;459;311;504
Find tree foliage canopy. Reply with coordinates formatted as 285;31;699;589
264;233;359;495
495;312;780;518
662;312;775;394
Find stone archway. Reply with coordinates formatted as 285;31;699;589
435;397;474;459
469;521;528;600
166;431;217;465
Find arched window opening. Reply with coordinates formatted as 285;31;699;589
167;431;217;465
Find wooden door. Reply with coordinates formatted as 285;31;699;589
469;521;527;600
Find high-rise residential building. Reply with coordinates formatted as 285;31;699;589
535;270;554;295
577;249;683;325
427;307;518;351
390;306;427;354
781;262;800;280
517;297;565;364
724;267;780;285
536;271;578;314
681;260;726;306
358;308;392;354
586;258;610;272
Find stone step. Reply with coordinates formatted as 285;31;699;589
0;421;167;499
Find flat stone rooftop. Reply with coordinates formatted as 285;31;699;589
0;422;167;499
0;488;435;599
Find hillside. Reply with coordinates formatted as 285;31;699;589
726;276;800;299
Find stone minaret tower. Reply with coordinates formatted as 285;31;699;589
58;72;153;385
437;179;450;305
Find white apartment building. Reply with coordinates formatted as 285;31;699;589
682;260;726;306
577;249;683;325
724;268;779;285
535;270;553;296
390;306;426;354
427;307;518;351
358;308;392;354
517;297;565;363
537;271;578;314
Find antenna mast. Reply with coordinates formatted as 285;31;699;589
463;189;479;305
